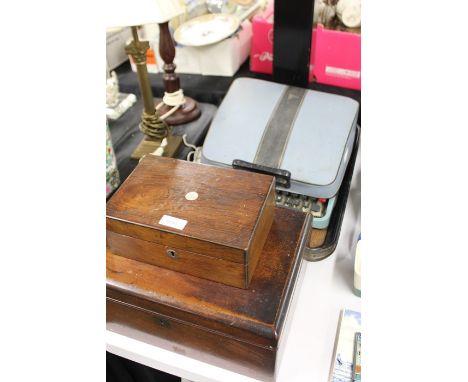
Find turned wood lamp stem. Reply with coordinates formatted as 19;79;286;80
156;21;201;125
158;21;180;94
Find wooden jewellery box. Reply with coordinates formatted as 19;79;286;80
106;155;275;289
107;207;312;381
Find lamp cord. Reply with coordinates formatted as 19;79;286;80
182;134;202;162
156;89;186;120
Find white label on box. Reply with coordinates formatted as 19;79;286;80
158;215;188;230
325;66;361;79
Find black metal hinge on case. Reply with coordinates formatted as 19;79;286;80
232;159;291;188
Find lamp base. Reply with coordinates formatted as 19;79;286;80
158;96;201;126
130;134;183;160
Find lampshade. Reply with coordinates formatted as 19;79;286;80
106;0;184;28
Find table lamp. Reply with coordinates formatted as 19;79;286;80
106;0;200;159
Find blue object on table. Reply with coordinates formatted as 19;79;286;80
201;77;359;199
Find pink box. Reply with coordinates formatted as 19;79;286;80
250;6;361;90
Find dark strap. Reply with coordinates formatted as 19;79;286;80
253;86;306;169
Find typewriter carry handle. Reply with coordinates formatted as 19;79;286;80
232;159;291;189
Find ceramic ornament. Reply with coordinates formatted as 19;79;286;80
313;0;336;25
174;13;240;47
336;0;361;28
106;71;120;107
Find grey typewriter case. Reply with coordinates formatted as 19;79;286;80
201;78;359;199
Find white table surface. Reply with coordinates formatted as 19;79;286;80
107;152;361;382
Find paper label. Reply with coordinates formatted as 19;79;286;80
325;66;361;79
158;215;188;230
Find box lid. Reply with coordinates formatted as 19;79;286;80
201;77;359;198
106;156;275;263
107;207;311;349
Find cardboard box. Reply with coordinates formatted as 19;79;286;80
250;5;361;90
312;25;361;90
135;20;252;76
182;19;252;76
106;27;132;70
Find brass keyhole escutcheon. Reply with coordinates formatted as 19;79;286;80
166;249;177;259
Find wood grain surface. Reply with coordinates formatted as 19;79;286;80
309;227;327;248
107;299;276;381
106;230;248;288
107;207;311;381
106;156;276;262
106;207;310;348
